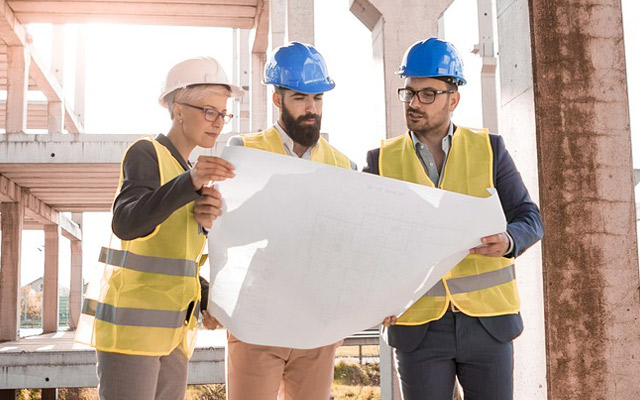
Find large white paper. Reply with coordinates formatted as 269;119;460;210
208;146;506;349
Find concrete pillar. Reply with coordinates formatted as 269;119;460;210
49;25;65;134
496;0;547;397
269;0;286;126
43;224;60;334
286;0;314;44
350;0;455;138
233;29;251;133
5;46;30;133
75;29;86;128
379;338;401;400
476;0;498;133
528;0;640;398
68;213;83;329
251;52;268;132
0;201;24;341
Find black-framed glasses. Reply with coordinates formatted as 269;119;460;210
178;102;234;124
397;88;455;104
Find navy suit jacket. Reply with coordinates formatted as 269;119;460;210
363;131;544;352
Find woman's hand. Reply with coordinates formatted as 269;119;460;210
194;186;223;230
202;310;223;330
382;315;397;327
190;156;235;191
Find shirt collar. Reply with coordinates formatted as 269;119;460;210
410;123;454;152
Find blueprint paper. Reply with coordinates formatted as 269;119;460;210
208;146;506;349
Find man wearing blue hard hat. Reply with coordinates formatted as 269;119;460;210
364;38;543;399
220;41;355;400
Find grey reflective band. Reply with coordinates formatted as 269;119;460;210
446;265;515;295
99;247;197;277
82;299;187;329
425;281;446;297
422;265;516;297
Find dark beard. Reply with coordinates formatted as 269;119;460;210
281;102;321;147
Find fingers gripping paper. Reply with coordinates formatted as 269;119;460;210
208;146;506;349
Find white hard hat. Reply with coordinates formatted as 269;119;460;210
158;57;244;108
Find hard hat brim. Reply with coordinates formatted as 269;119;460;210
158;82;245;108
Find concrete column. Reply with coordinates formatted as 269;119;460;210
5;46;30;133
233;29;251;133
350;0;455;138
43;224;60;334
68;213;83;329
251;52;268;132
379;338;401;400
496;0;547;397
0;201;24;341
476;0;498;133
269;0;286;126
75;29;86;128
286;0;314;44
49;25;65;134
528;1;640;398
47;101;64;134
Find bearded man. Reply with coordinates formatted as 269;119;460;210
219;41;355;400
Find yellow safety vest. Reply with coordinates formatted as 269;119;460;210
75;137;206;357
379;127;519;325
241;126;352;169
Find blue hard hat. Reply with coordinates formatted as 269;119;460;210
264;42;335;94
397;38;466;85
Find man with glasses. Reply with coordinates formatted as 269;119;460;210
363;37;543;399
213;41;355;400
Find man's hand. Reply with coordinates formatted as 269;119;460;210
382;315;397;327
202;310;223;330
190;156;235;190
194;186;223;230
470;232;510;257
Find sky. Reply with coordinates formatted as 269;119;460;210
11;0;640;308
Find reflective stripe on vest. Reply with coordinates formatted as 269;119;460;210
379;127;519;325
83;299;188;329
426;265;515;296
241;126;352;169
99;247;197;277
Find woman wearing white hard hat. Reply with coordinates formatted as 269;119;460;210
75;57;242;400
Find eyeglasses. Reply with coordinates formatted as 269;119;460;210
397;88;455;105
178;103;234;124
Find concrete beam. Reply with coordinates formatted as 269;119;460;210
0;341;225;389
6;46;30;133
350;0;455;138
0;201;23;342
528;0;640;398
0;175;82;241
250;52;268;132
43;224;60;334
74;30;86;129
0;0;28;46
251;0;269;54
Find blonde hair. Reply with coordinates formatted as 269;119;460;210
167;84;232;119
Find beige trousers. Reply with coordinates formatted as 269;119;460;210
96;347;188;400
226;334;341;400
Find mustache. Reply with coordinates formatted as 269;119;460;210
406;107;426;117
297;113;320;123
